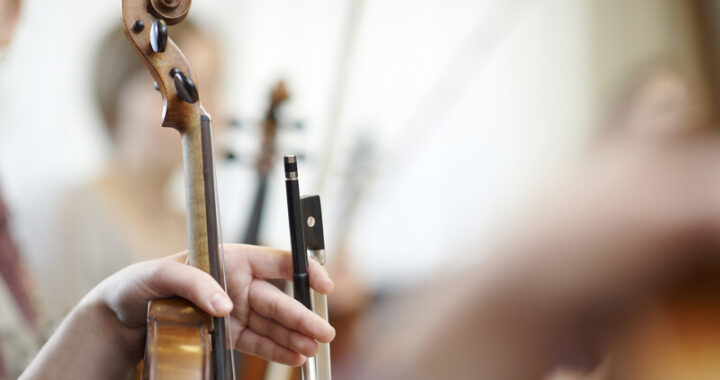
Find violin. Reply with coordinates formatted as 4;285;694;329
234;82;290;380
241;81;290;246
121;1;235;379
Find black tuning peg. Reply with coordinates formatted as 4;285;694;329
150;19;168;53
133;20;145;33
225;150;244;163
172;69;199;103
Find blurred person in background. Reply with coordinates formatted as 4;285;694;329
352;65;720;379
0;0;42;378
46;22;221;319
600;64;710;142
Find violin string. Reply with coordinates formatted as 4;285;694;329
208;121;238;379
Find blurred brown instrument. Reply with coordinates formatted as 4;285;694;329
241;81;290;246
232;82;290;380
122;1;235;378
604;3;720;378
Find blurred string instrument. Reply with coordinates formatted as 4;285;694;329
597;3;720;376
122;1;235;379
233;82;290;380
609;267;720;379
239;81;290;246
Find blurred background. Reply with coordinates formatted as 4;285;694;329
2;0;720;378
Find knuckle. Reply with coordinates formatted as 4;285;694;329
294;312;309;332
253;336;265;356
145;260;168;281
269;298;282;317
187;273;207;299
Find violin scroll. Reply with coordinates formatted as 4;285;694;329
121;0;201;132
150;0;192;25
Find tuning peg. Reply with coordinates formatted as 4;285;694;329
225;150;244;163
153;81;160;91
172;69;199;103
133;20;145;33
150;19;168;53
293;121;305;130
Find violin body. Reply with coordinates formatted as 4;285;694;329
609;267;720;379
144;298;212;380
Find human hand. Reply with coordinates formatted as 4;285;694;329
98;244;335;366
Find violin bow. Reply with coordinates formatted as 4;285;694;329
121;1;235;379
301;195;331;380
284;157;333;380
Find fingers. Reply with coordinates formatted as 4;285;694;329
235;328;305;366
308;259;334;294
248;279;335;343
139;259;233;317
225;244;334;294
247;311;319;357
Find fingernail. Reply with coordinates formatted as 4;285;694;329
211;293;233;314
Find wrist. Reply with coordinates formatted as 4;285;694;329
21;288;146;379
78;288;146;366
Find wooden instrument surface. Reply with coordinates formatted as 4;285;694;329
144;298;212;380
121;0;232;379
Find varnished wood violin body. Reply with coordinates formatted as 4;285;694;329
144;299;212;379
121;0;233;379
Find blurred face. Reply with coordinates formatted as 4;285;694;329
0;0;20;47
114;32;221;172
619;71;705;139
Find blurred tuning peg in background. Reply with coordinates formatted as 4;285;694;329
224;149;245;163
230;118;243;129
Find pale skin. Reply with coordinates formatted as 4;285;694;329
20;244;335;379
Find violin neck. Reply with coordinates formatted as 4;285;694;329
242;171;269;245
182;114;234;378
241;117;278;245
180;114;220;277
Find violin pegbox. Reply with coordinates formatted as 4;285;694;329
121;0;201;132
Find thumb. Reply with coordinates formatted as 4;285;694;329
137;260;233;317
